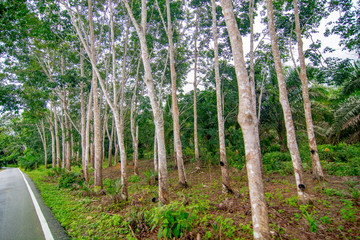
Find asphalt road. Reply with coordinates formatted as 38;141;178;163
0;168;69;240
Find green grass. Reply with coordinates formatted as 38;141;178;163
26;168;131;239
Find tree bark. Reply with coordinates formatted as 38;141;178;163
193;9;200;170
219;0;270;238
293;0;324;180
164;0;187;187
130;60;141;175
49;102;56;168
54;101;61;168
107;118;114;167
211;0;232;193
123;0;169;204
266;0;307;204
80;45;89;180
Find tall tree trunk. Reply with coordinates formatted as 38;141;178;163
88;0;102;193
124;0;169;204
131;60;141;175
41;120;47;169
154;132;158;172
107;118;114;167
60;112;65;169
49;102;56;168
84;88;93;182
266;0;306;204
102;110;108;163
164;0;187;187
93;71;102;191
80;45;88;179
117;18;130;200
193;9;200;170
211;0;232;193
54;102;61;168
293;0;324;180
219;0;270;238
65;91;71;171
36;120;47;169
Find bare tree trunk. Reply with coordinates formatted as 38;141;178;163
80;45;88;179
65;92;71;171
41;120;47;169
154;132;158;172
266;0;306;204
54;102;61;168
84;88;93;182
60;111;65;169
219;0;270;238
102;110;108;163
165;0;187;187
131;59;141;175
49;102;56;168
107;118;114;167
193;9;200;170
293;0;324;180
36;120;47;169
124;0;169;204
211;0;232;194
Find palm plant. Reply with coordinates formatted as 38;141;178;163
329;61;360;143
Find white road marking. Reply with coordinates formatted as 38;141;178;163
18;168;54;240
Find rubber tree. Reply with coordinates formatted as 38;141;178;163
266;0;307;204
293;0;324;180
123;0;169;204
218;0;270;238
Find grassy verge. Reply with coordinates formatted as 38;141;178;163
26;166;133;240
25;156;360;240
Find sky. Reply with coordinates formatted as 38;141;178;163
183;9;358;93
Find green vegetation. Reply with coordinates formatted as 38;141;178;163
25;160;360;239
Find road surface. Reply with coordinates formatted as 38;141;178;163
0;168;69;240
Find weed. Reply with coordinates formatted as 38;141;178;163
128;175;140;183
303;211;318;233
350;188;359;201
324;188;342;197
143;169;158;185
265;192;274;201
340;199;356;222
320;215;331;224
285;195;298;207
58;172;83;189
151;202;196;239
103;178;122;202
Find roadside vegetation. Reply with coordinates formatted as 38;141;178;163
26;143;360;240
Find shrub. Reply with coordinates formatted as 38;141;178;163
58;172;83;188
263;151;292;174
150;202;196;239
18;149;41;171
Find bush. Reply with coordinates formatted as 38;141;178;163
58;172;83;188
322;158;360;176
263;151;291;164
150;202;196;239
18;149;41;171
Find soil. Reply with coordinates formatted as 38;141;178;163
91;158;359;239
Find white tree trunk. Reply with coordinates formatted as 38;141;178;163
266;0;306;204
54;102;61;168
123;0;169;204
130;60;141;175
49;102;56;168
211;0;231;193
219;0;270;238
293;0;324;180
164;0;187;187
193;9;200;170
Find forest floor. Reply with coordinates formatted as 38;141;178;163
29;158;360;240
